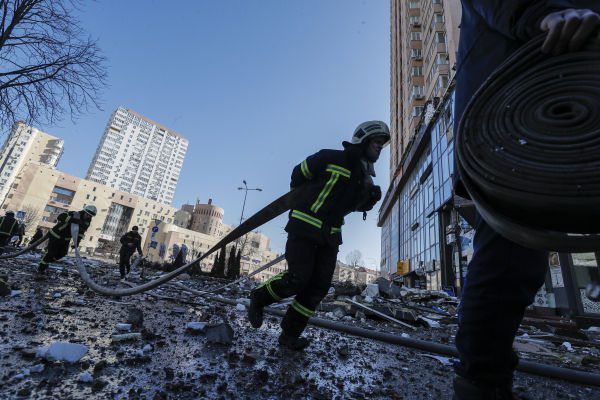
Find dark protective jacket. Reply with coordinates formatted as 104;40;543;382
49;210;91;242
285;145;380;246
454;0;600;198
119;231;143;256
31;229;43;243
0;214;19;237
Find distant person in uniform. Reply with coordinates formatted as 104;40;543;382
0;211;19;256
119;226;143;279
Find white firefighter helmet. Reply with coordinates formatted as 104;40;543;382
83;205;97;217
351;121;391;147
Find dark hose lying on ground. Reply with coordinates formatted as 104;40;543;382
176;288;600;387
456;33;600;252
71;185;305;297
0;233;49;259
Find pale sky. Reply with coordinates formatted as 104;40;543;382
44;0;391;270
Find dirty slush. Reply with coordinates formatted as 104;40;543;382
1;253;599;399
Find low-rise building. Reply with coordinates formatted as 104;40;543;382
333;261;357;282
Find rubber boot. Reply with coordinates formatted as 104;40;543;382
452;375;518;400
247;290;264;329
278;330;311;350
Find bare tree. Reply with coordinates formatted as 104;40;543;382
0;0;109;132
345;249;364;269
17;202;43;234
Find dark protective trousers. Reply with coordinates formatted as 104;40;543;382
254;234;338;337
37;237;71;272
119;252;134;276
0;235;9;256
454;212;548;388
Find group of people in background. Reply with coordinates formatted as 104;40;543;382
0;205;143;279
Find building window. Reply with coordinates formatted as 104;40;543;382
120;195;124;200
42;216;49;222
413;106;424;118
409;1;419;9
142;219;148;225
145;211;150;216
137;218;140;222
411;48;422;58
140;227;145;233
86;194;90;199
411;66;423;77
436;32;446;44
410;32;422;41
433;13;444;23
412;85;424;96
129;198;132;203
93;187;96;192
93;196;97;201
4;173;10;177
153;205;156;209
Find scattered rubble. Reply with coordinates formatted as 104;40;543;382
0;254;598;399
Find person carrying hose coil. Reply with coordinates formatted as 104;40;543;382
452;2;600;400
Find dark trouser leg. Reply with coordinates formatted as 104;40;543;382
454;212;548;388
253;234;318;308
119;254;131;276
38;238;70;272
0;236;9;256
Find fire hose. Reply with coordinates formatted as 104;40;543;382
456;33;600;253
69;185;305;297
0;233;50;259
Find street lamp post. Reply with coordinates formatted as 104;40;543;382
235;180;262;252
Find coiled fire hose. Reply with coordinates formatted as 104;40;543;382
456;33;600;253
70;185;305;297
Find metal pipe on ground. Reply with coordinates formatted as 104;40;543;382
172;283;600;387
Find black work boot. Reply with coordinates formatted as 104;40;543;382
36;265;48;275
248;290;264;328
278;330;311;350
452;375;518;400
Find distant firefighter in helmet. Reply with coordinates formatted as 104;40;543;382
247;121;389;349
0;210;20;256
36;205;97;274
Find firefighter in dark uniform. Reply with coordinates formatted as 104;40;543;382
0;210;20;255
36;205;97;273
248;121;389;349
119;226;143;279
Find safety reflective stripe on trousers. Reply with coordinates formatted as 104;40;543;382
257;270;288;301
331;227;341;234
291;299;314;318
300;159;313;179
291;210;322;229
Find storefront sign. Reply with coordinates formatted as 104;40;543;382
397;260;410;275
549;266;564;288
441;285;455;297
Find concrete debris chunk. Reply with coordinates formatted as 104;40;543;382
236;303;246;311
111;333;142;341
204;322;234;344
79;372;93;382
45;342;89;363
30;364;44;373
116;323;132;331
361;283;379;298
332;307;346;319
418;316;441;329
127;308;144;325
187;322;208;332
378;278;402;298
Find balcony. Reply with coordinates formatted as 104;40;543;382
53;140;64;149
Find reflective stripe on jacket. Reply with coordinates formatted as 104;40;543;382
285;146;370;246
50;211;90;241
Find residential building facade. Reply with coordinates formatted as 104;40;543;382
381;0;463;292
86;107;188;205
0;121;64;208
382;0;600;328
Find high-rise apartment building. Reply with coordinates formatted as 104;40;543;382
389;0;461;181
378;0;463;290
86;107;189;206
0;121;64;207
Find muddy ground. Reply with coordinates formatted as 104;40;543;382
1;253;599;399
